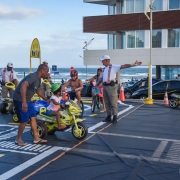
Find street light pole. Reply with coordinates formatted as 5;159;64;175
83;38;94;50
144;0;154;105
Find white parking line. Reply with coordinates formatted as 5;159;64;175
88;104;134;132
0;148;37;155
152;141;168;158
93;132;180;143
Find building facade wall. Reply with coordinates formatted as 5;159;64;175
83;0;180;79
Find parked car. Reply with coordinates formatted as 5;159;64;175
125;81;136;88
124;78;161;99
131;80;180;99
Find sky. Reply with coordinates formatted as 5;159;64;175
0;0;107;68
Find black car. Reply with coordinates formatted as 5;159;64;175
131;80;180;99
124;78;161;99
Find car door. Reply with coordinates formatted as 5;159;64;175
152;81;168;99
167;81;180;95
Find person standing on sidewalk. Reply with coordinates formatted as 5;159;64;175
13;64;50;146
0;62;19;98
96;55;142;124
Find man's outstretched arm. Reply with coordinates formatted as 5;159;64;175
120;60;142;69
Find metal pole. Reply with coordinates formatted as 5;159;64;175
149;0;153;99
86;65;87;79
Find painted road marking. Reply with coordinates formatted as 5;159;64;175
2;143;180;180
0;148;37;155
95;132;180;143
88;105;134;132
0;141;52;153
0;128;15;134
90;114;97;116
0;154;4;157
166;142;180;161
88;122;105;132
152;141;168;158
72;148;180;165
0;125;30;140
84;104;91;111
0;146;70;180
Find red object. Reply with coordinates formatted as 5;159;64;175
163;92;169;105
119;84;126;101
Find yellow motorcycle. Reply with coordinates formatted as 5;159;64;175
32;100;88;140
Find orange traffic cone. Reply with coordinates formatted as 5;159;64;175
163;92;169;105
119;84;126;101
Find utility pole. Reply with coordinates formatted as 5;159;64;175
144;0;154;105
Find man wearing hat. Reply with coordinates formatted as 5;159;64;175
41;61;51;98
96;55;142;124
0;62;18;98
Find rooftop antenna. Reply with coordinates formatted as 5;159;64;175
83;38;94;50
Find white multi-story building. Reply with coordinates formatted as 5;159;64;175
83;0;180;79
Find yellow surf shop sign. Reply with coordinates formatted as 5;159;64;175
30;38;41;72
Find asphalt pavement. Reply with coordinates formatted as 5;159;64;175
0;99;180;180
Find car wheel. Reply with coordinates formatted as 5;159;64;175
169;98;179;109
125;92;132;99
140;95;147;99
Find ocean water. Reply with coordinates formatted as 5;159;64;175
10;67;156;83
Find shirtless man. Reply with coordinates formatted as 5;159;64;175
61;69;83;106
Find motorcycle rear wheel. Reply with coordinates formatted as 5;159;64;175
0;103;8;114
31;120;47;139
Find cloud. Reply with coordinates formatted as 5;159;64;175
0;30;107;68
42;30;107;51
0;3;44;21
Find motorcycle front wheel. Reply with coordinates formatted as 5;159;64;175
71;122;88;140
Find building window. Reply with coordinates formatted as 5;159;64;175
127;31;135;48
169;0;180;9
152;30;162;48
108;34;116;49
127;30;144;48
168;29;179;47
136;30;144;47
135;0;144;12
153;0;162;11
108;4;116;15
126;0;144;13
121;32;126;49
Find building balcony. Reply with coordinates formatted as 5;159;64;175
83;0;109;5
83;10;180;33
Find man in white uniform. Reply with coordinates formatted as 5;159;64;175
0;62;18;98
96;55;142;124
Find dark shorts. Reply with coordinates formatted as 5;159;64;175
69;91;76;100
13;100;36;123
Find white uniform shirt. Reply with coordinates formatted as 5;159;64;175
47;95;62;111
101;64;121;82
0;68;17;82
